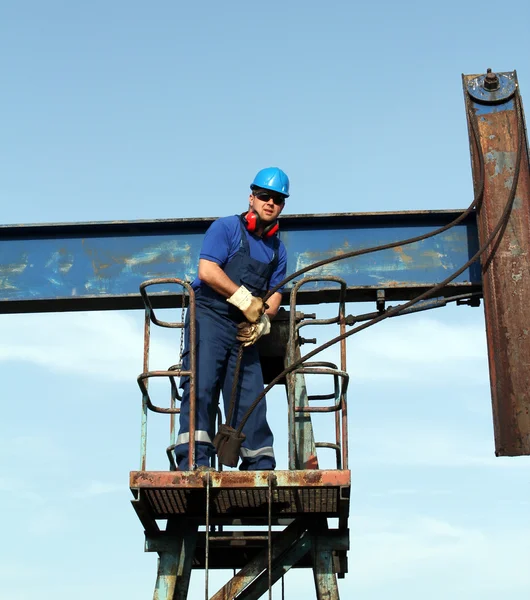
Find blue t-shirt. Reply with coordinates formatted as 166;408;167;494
192;215;287;293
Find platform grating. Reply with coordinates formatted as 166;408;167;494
143;486;340;518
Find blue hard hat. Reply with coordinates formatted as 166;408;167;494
250;167;290;198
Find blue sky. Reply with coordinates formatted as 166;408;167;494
1;1;529;599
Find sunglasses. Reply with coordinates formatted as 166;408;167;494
253;191;285;206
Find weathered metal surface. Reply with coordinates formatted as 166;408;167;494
130;469;350;529
140;485;339;519
210;520;306;599
150;520;198;600
287;278;349;470
307;518;344;600
311;541;340;600
130;469;350;489
172;539;316;570
466;69;517;103
237;534;313;600
153;552;178;600
131;489;160;535
138;279;196;471
0;210;480;313
464;70;530;455
286;345;319;470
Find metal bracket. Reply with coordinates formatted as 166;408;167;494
466;69;516;103
376;289;386;313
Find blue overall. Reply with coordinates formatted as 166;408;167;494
175;218;279;471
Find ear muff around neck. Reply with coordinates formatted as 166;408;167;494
244;210;258;233
242;211;279;239
262;221;279;237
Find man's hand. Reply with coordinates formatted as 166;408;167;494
236;314;271;347
227;285;267;323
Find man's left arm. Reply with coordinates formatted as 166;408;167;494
264;291;282;318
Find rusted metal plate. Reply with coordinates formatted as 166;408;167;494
130;469;350;489
464;70;530;455
130;470;350;521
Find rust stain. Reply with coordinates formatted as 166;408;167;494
304;454;319;470
472;100;530;456
393;245;413;264
130;469;350;490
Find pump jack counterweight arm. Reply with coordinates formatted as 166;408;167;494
464;70;530;456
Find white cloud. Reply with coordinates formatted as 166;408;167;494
359;315;486;361
27;508;70;536
351;424;530;468
293;311;488;386
347;314;488;382
0;476;44;503
0;309;487;389
72;480;123;498
349;514;530;594
0;311;178;382
0;563;50;581
369;488;452;497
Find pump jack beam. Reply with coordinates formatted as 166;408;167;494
0;209;480;313
463;70;530;455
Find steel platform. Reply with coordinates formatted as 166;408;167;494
130;469;350;577
130;470;351;530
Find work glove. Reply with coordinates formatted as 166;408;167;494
227;285;267;323
236;314;271;347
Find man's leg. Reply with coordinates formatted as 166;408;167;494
222;344;276;470
175;309;228;470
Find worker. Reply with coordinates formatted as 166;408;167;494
175;167;289;471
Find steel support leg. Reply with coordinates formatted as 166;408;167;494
308;517;341;600
147;522;199;600
311;543;340;600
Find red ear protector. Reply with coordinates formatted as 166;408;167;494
243;210;279;238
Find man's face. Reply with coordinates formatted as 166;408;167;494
249;189;285;225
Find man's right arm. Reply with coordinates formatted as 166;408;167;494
199;259;266;323
198;259;239;298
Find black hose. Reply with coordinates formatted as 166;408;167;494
236;90;523;436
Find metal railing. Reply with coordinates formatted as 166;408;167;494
287;276;349;470
137;278;196;471
137;276;349;473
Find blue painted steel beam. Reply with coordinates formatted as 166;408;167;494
0;210;480;313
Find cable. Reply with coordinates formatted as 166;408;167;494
234;90;524;437
263;102;486;302
224;96;490;439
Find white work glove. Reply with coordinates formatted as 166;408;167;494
236;314;271;347
227;285;267;323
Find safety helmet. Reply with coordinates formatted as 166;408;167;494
250;167;290;198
